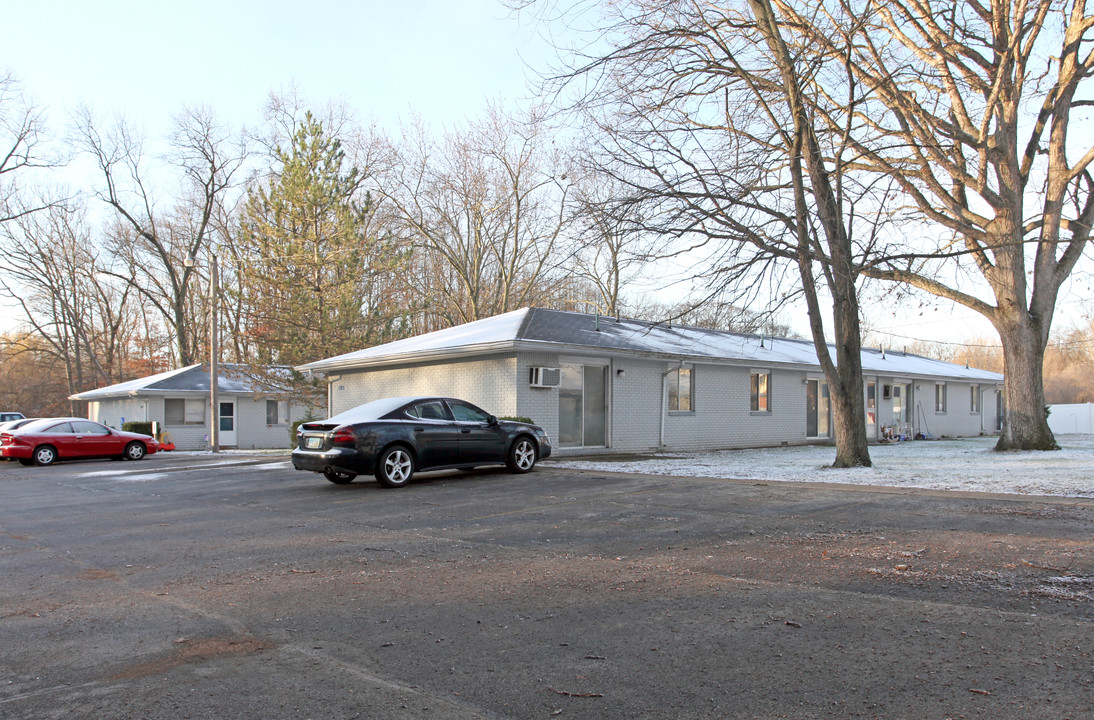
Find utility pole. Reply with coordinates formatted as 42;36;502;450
210;254;220;453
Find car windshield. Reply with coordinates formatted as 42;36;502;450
324;397;423;425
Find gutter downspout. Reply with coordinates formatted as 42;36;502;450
327;375;341;417
660;362;685;448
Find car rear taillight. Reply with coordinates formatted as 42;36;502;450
331;427;356;446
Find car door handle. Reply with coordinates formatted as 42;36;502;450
460;428;471;434
413;427;425;433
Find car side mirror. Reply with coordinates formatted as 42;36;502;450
487;415;498;426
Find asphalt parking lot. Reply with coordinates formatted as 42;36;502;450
2;454;1092;719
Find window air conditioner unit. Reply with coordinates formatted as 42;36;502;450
529;367;561;388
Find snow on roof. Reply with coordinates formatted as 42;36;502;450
295;307;1003;382
297;309;532;371
69;364;284;401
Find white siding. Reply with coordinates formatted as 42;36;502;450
326;353;1000;455
333;356;520;419
87;394;314;451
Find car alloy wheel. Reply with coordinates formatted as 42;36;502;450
34;445;57;466
376;446;414;488
506;438;537;473
124;442;146;461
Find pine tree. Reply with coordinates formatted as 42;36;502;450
236;113;406;366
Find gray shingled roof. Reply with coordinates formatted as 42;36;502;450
69;364;281;401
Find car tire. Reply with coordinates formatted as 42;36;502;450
375;446;414;488
506;437;537;473
323;467;356;484
33;445;57;466
124;442;146;461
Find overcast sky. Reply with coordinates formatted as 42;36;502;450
4;0;545;137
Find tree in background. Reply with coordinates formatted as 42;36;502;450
382;105;572;327
0;333;74;417
0;201;142;411
521;0;883;466
0;73;55;225
786;0;1094;451
75;106;249;367
234;112;407;366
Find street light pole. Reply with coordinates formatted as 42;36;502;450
209;254;220;453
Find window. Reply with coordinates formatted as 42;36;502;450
750;371;771;412
970;384;981;413
407;401;450;421
165;398;205;425
449;401;491;423
667;367;693;412
72;421;110;435
266;400;290;426
935;383;947;413
866;381;877;426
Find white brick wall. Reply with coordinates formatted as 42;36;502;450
333;356;519;419
871;376;1002;439
89;394;314;451
516;352;562;442
325;353;1000;454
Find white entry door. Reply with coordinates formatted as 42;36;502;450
218;398;237;446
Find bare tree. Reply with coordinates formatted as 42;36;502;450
74;106;249;366
779;0;1094;450
0;73;55;225
381;105;572;326
521;0;889;465
0;200;140;411
566;169;656;316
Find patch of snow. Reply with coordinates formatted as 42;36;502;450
247;462;293;471
550;435;1094;498
114;473;169;483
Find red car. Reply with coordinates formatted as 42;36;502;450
0;418;158;466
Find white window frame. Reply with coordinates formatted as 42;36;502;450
165;398;205;425
750;370;771;413
667;366;694;413
266;399;290;426
970;384;981;414
935;382;948;413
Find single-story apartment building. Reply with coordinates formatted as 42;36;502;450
296;308;1004;455
70;364;316;451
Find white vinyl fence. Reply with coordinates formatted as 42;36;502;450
1048;403;1094;435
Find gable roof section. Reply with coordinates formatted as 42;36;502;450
296;307;1003;382
70;364;271;401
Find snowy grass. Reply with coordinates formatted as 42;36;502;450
550;435;1094;498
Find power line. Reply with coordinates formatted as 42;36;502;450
869;330;1094;350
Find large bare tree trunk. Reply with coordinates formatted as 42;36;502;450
753;0;871;467
996;314;1057;450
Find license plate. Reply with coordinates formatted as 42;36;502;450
306;437;323;449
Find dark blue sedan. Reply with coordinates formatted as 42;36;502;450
291;396;552;487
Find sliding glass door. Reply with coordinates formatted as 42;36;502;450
559;364;607;448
